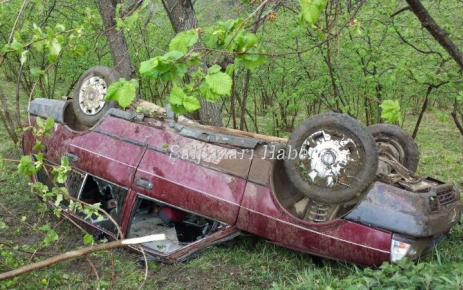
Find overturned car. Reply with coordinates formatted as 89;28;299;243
22;75;462;266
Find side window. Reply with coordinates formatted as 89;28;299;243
127;195;220;254
34;156;127;236
77;176;128;235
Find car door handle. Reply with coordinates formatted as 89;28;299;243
134;177;153;190
64;152;79;162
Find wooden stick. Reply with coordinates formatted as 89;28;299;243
0;234;165;281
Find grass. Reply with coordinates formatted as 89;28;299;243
1;76;463;289
412;116;463;188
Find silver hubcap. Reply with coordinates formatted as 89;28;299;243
79;76;107;115
299;130;361;187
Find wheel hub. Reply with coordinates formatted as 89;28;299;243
321;151;336;165
300;130;357;187
78;76;107;115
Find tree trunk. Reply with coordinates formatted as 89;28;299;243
0;83;19;144
405;0;463;70
161;0;223;126
96;0;134;79
239;70;252;131
451;99;463;136
412;86;431;139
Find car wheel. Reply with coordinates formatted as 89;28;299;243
72;66;120;127
284;113;378;204
368;124;419;172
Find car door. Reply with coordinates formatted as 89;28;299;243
131;125;252;225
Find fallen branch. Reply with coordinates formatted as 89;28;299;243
0;234;165;281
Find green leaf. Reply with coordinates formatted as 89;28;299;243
139;58;159;76
61;155;69;167
122;10;139;31
200;82;221;102
140;51;186;81
48;37;62;62
9;39;24;53
36;116;45;128
55;172;67;184
207;64;222;74
183;96;201;112
235;32;258;52
105;78;138;109
163;50;184;61
0;219;8;230
170;104;187;115
380;99;402;123
40;224;59;246
205;71;232;96
225;64;235;75
20;50;29;65
17;155;38;176
44;117;55;134
300;0;328;25
30;67;44;78
83;233;94;245
169;29;199;54
53;208;62;217
219;18;243;32
54;193;63;207
238;52;266;71
169;86;186;106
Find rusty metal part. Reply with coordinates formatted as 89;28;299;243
302;202;341;223
376;150;421;184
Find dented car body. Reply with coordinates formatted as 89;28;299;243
23;98;462;266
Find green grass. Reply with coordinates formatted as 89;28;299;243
412;116;463;188
1;75;463;289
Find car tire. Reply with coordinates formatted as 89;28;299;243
284;113;378;204
368;124;419;172
72;66;120;127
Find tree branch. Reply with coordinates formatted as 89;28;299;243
405;0;463;70
0;234;165;281
390;6;410;18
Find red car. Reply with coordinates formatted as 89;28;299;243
23;89;461;266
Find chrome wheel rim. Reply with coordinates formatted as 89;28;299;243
78;76;107;115
298;129;362;188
